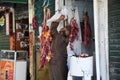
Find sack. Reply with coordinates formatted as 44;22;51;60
69;56;93;76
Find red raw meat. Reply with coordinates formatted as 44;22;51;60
69;18;79;50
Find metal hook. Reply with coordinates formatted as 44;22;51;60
42;0;47;7
46;0;49;7
72;8;76;13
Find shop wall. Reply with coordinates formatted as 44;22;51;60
108;0;120;80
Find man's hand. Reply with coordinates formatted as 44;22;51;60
56;15;65;22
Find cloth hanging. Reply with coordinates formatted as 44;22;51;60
55;0;64;11
47;6;68;31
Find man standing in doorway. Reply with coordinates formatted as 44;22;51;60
49;15;71;80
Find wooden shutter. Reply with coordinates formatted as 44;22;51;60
109;0;120;80
0;11;10;50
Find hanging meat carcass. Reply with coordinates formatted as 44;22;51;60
32;16;37;29
83;12;92;47
39;6;52;71
69;18;79;50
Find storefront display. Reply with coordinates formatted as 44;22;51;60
0;2;30;80
0;50;28;80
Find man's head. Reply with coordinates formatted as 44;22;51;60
60;25;71;37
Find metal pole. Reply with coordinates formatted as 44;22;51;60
11;5;16;51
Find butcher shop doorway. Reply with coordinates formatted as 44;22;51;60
34;0;96;80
